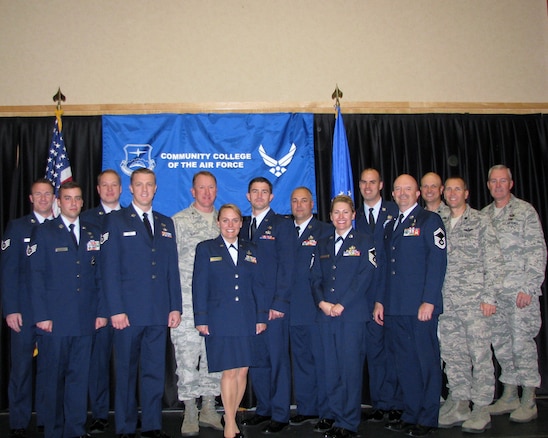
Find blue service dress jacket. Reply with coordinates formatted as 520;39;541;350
1;213;42;320
310;229;378;322
381;204;447;316
242;209;295;314
290;218;333;326
28;216;105;335
100;205;182;324
192;236;268;335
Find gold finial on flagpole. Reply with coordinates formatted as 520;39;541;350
52;87;66;131
332;84;343;116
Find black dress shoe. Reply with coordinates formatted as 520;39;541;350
140;431;171;438
363;409;386;422
241;414;271;427
9;429;27;438
89;418;109;433
262;420;289;434
387;410;403;423
313;418;335;433
385;420;414;433
407;425;437;437
290;414;319;425
324;427;356;438
117;434;136;438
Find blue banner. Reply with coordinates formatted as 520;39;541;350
102;113;315;216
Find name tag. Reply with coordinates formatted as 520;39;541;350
123;231;137;237
24;237;30;243
210;256;222;262
55;247;69;252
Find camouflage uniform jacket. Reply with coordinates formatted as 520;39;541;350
442;205;502;307
482;195;547;297
172;204;219;319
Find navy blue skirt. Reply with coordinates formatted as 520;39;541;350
205;335;255;373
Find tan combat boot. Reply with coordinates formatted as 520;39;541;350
199;396;224;430
461;404;491;433
488;384;520;415
509;387;538;423
438;400;470;428
181;399;200;436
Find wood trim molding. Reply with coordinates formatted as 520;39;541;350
0;101;547;116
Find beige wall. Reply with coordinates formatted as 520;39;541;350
1;0;547;109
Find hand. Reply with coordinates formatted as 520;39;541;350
319;301;334;316
417;303;434;321
196;325;210;335
268;309;285;320
6;313;23;332
111;313;130;330
516;292;532;309
95;317;108;329
256;323;267;334
330;303;345;317
373;302;384;326
37;320;53;333
168;311;182;328
480;302;496;317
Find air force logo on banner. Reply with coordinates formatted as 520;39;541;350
120;144;156;176
259;143;297;177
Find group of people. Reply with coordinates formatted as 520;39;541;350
0;164;545;438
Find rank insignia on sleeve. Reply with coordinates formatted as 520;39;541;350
368;248;377;267
26;244;37;256
100;232;109;244
434;227;446;249
1;239;10;251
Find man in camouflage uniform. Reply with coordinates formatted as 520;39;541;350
170;171;223;436
482;164;547;423
438;177;502;433
421;172;450;218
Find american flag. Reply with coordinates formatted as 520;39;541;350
45;115;72;197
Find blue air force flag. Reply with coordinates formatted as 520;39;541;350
331;106;354;200
102;113;315;216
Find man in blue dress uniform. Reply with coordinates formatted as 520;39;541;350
374;174;447;437
101;168;182;438
355;168;401;424
240;177;295;434
288;187;332;429
29;181;107;438
1;178;54;438
81;169;122;434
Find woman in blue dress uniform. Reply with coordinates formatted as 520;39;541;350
310;195;378;438
192;204;268;438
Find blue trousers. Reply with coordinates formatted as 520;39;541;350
384;315;441;428
37;334;92;438
321;320;367;433
113;325;167;434
289;323;328;417
250;317;291;423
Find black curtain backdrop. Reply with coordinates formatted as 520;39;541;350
0;113;547;411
